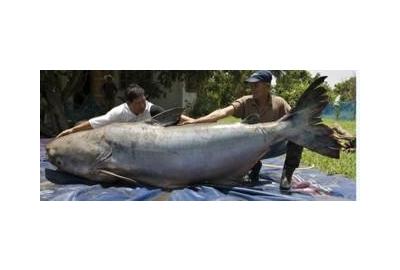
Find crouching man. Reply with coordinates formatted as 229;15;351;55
57;83;193;138
181;71;303;190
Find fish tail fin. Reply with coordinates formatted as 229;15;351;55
280;76;342;158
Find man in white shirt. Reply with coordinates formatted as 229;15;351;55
56;83;193;138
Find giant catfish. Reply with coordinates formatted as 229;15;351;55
46;76;341;189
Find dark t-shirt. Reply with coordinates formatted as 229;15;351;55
231;94;291;122
102;82;118;98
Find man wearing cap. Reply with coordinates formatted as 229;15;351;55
181;70;303;190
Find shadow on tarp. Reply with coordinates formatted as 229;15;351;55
45;169;96;186
40;139;356;201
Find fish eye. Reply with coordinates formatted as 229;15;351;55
56;159;63;167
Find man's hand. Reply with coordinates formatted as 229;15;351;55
56;128;74;138
179;115;196;125
179;106;235;125
55;121;93;138
179;118;196;125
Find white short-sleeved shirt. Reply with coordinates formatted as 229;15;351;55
89;101;154;128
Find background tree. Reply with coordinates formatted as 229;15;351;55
332;76;356;119
40;71;88;136
333;76;356;102
190;71;250;117
189;70;284;117
274;70;333;106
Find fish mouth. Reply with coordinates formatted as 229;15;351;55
46;145;56;161
45;144;62;168
47;148;55;158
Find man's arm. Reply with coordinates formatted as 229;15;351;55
180;114;194;122
181;105;234;125
56;121;93;138
56;107;119;138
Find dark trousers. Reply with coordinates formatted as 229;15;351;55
104;96;115;111
249;141;303;179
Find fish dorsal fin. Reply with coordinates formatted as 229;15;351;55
146;107;184;127
241;113;260;124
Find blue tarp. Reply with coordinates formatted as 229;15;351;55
40;139;356;201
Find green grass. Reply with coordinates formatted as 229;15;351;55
301;118;356;180
217;116;241;124
321;118;356;135
218;116;357;180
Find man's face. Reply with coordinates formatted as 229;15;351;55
249;81;270;99
128;95;147;115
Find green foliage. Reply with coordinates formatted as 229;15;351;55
333;76;356;102
273;70;313;107
273;70;333;106
190;70;253;117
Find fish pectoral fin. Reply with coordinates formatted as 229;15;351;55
98;169;139;186
146;107;184;127
241;113;260;124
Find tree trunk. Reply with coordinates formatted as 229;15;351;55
41;71;89;136
44;87;69;132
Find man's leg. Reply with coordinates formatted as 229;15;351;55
280;142;303;190
248;141;288;182
248;160;262;182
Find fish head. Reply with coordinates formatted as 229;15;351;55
46;132;108;177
